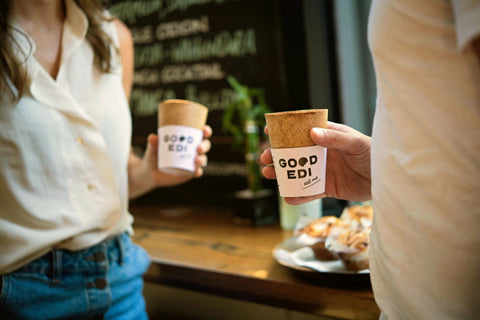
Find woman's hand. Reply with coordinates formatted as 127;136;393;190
128;125;212;199
261;122;371;204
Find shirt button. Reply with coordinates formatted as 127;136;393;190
93;251;105;262
87;278;108;290
87;184;96;191
95;278;107;290
76;137;84;144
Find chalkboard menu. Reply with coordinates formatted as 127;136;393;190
107;0;313;205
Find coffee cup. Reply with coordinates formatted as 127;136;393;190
157;99;208;175
265;109;328;197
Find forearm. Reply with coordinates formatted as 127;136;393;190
127;150;156;199
127;141;201;199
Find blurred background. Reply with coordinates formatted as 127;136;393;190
107;0;375;216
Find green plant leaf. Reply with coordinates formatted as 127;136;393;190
221;74;273;192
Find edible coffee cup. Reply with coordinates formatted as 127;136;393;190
157;99;208;175
265;109;328;197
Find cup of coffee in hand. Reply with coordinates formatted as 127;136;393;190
157;99;208;175
265;109;328;197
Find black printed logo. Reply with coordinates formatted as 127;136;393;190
163;134;194;152
279;155;317;179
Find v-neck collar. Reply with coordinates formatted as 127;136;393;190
12;0;94;125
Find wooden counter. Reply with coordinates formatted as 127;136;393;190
130;205;380;320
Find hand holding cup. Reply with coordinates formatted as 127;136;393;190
157;99;209;176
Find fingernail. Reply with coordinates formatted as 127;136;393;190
312;127;324;137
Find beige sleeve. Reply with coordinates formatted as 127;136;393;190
451;0;480;50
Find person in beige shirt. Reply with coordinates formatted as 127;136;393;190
263;0;480;319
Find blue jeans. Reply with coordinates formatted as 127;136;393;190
0;233;151;320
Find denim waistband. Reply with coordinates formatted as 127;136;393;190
15;233;129;280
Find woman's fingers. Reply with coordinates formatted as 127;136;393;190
195;154;208;167
197;138;211;154
203;125;213;138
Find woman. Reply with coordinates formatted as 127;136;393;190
0;0;212;319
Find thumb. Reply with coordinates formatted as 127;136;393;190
144;134;158;165
310;127;356;150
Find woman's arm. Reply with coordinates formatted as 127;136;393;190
127;128;212;199
114;20;212;199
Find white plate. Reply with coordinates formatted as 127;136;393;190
272;236;369;274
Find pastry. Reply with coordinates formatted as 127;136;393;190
295;216;350;261
326;227;370;271
341;204;373;229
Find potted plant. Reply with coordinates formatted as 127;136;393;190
222;75;277;226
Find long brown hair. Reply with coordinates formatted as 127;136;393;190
0;0;116;101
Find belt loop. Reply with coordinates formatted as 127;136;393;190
116;234;125;266
52;250;62;283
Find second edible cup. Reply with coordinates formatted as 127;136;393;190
157;99;208;175
265;109;328;197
